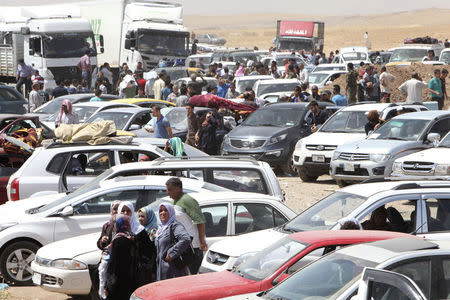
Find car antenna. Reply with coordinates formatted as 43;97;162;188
411;221;426;235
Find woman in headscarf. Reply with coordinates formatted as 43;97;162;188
56;99;79;127
155;203;191;281
138;206;158;241
164;137;184;157
118;201;156;286
97;200;121;250
105;215;136;300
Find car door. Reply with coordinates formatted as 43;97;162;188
426;117;450;141
356;268;426;300
418;194;450;240
53;187;148;242
200;202;231;246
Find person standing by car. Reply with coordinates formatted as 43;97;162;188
51;80;69;100
155;203;191;280
346;63;358;104
217;77;231;98
198;111;219;154
146;105;173;139
331;85;347;106
56;99;79;126
78;50;92;89
308;101;328;133
138;206;158;241
398;72;430;104
428;69;443;110
363;65;380;102
16;59;34;96
185;103;200;147
440;69;448;105
364;110;385;135
188;73;208;96
166;177;207;274
97;200;121;250
153;73;166;100
379;66;395;103
28;82;44;112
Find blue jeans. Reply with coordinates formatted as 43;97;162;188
16;77;32;96
82;71;91;89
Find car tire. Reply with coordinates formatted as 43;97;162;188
0;241;40;285
298;168;319;182
282;150;298;176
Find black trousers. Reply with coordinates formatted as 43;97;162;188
16;77;32;96
189;247;204;274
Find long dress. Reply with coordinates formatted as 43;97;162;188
134;229;157;285
155;221;191;281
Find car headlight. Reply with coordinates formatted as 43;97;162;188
130;293;144;300
268;134;287;145
392;162;403;173
50;259;87;270
295;139;302;150
0;222;17;232
331;151;341;161
369;154;390;163
435;164;450;175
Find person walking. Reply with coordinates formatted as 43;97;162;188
379;66;395;102
28;82;44;112
155;203;191;281
185;102;200;147
428;69;443;109
16;59;34;96
398;73;430;104
78;50;92;88
166;177;207;274
146;105;173;139
364;32;371;49
346;63;358;104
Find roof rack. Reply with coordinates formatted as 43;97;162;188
348;101;378;106
153;156;260;165
362;177;450;190
44;138;135;149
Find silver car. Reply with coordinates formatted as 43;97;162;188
330;110;450;186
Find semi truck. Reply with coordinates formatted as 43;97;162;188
0;6;99;92
76;0;190;72
274;20;324;54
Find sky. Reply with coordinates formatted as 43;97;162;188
3;0;450;15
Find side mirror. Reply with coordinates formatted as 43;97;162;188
426;132;440;145
60;206;74;217
99;34;104;47
124;39;131;50
129;124;141;130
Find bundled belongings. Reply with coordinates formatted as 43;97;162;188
1;128;43;155
404;36;440;44
188;94;257;113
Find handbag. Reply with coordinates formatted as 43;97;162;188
169;224;195;269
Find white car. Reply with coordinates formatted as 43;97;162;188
234;75;272;94
253;79;300;98
293;103;428;182
387;43;445;66
310;63;347;73
200;180;450;273
307;70;347;89
392;131;450;178
439;48;450;65
331;46;371;65
7;139;171;200
0;175;226;285
30;191;296;296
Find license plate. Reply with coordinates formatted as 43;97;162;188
32;272;41;285
343;163;355;172
312;155;325;163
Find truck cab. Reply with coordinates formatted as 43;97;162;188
275;20;324;54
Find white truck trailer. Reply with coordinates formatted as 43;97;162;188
0;6;99;92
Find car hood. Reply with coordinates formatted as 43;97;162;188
36;232;100;260
0;193;65;223
135;271;258;300
336;139;421;154
210;228;286;257
229;126;288;139
302;131;366;146
395;147;450;163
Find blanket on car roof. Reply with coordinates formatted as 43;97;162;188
188;94;257;113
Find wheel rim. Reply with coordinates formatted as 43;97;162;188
5;248;35;282
289;155;298;176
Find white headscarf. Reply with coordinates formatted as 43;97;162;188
117;201;145;234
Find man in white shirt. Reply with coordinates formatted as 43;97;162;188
398;72;431;104
28;83;44;112
379;66;395;102
298;63;309;84
152;72;166;100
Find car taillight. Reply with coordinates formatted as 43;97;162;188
10;178;19;201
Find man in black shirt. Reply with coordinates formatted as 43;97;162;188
308;100;328;132
51;79;69;99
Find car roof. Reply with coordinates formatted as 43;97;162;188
112;98;175;106
310;70;347;75
258;79;300;85
95;107;151;113
185;191;279;203
391;110;450;120
313;63;347;68
264;102;337;109
235;75;272;80
342;102;426;112
52;93;117;101
72;102;137;108
289;230;414;245
99;175;214;190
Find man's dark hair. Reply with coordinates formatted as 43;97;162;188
294;86;301;92
434;69;441;75
301;83;308;91
375;51;380;56
341;221;360;230
347;62;354;70
309;100;319;107
180;84;187;95
152;105;161;111
333;84;341;93
166;177;183;189
18;58;25;64
186;102;194;109
158;72;165;78
411;72;419;79
85;49;90;55
56;79;63;86
381;66;387;72
442;69;449;75
359;61;365;67
95;89;102;96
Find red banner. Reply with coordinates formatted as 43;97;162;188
279;21;314;37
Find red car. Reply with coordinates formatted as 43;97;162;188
132;230;418;300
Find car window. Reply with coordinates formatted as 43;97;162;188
66;152;112;176
131;112;151;126
286;246;330;275
47;153;71;174
212;169;268;194
202;204;229;237
360;198;417;233
424;198;450;232
73;189;149;215
0;88;23;101
118;150;160;164
234;203;284;234
149;168;204;180
387;259;431;299
428;118;450;140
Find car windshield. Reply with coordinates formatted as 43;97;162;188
438;133;450;148
279;40;313;52
320;111;367;133
48;106;98;123
313;66;346;72
138;30;188;57
440;52;450;64
43;32;96;58
236;78;264;93
342;52;367;61
275;57;306;66
264;253;376;300
164;108;187;131
308;73;329;85
244;108;303;127
212;52;257;64
36;169;114;214
34;97;65;114
256;82;299;97
369;118;429;141
234;237;307;281
283;192;367;232
86;111;133;129
390;49;428;62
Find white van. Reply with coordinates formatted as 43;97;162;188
387;44;445;66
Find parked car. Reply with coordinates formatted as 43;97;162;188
211;50;258;65
83;156;285;201
0;84;27;114
307;70;347;89
133;230;412;300
310;63;347;73
31;191;295;296
439;48;450;64
174;77;218;94
391;131;450;177
330;110;450;186
221;102;338;175
368;51;393;65
85;107;151;135
223;237;447;300
196;33;227;46
134;137;208;157
331;47;371;65
293;103;428;182
387;43;444;66
234;75;272;94
185;53;213;69
112;98;175;109
201;179;450;272
6;139;170;200
253;79;300;98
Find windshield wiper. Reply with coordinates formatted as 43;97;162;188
259;123;279;127
281;224;299;233
384;137;406;141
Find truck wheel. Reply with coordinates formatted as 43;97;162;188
282;151;298;176
0;241;39;285
298;168;319;182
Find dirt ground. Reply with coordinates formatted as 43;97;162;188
6;175;337;299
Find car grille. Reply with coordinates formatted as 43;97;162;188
304;157;331;163
42;275;58;285
230;139;266;149
336;167;369;176
339;152;370;161
402;161;434;173
206;250;229;265
305;145;337;151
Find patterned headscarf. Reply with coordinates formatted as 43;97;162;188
110;214;134;247
138;206;158;234
168;137;184;157
156;203;176;237
58;99;73;124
